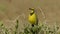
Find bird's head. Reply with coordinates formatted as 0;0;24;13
29;8;35;15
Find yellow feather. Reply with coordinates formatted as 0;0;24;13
28;13;37;24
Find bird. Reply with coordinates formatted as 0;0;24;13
28;8;38;27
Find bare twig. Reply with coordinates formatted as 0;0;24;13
38;7;47;24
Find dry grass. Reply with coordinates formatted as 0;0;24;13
0;0;60;34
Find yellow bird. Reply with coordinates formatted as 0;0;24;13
28;8;38;27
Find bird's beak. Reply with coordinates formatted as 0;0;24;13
29;8;34;10
29;8;32;10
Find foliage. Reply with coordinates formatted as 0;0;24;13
0;20;60;34
21;22;60;34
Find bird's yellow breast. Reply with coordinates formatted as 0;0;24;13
28;13;37;24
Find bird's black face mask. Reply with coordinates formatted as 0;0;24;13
30;10;34;15
30;12;34;15
29;8;35;15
